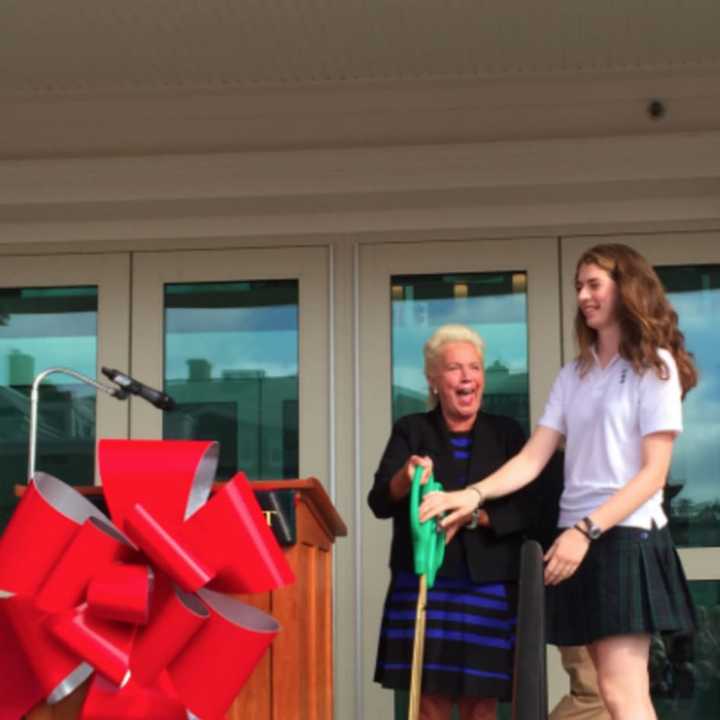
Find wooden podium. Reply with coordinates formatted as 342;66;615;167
226;478;347;720
16;477;346;720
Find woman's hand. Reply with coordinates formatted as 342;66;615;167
389;455;433;501
419;487;478;542
543;528;590;586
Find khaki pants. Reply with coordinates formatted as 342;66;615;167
549;645;610;720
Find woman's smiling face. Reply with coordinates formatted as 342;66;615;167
430;341;484;431
576;262;620;332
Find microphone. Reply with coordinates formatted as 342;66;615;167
101;367;176;411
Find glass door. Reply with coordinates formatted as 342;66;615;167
0;253;130;527
562;233;720;718
358;238;562;719
129;246;330;484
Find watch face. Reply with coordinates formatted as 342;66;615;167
583;517;602;540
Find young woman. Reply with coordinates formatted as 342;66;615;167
420;244;697;720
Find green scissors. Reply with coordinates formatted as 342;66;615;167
409;465;446;588
408;465;446;719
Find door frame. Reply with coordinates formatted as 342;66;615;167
129;245;331;485
357;236;563;717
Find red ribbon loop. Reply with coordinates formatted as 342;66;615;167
124;504;215;593
0;439;294;719
86;564;152;626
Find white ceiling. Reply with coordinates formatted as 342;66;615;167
3;0;720;95
2;2;720;158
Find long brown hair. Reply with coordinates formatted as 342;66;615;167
574;243;698;397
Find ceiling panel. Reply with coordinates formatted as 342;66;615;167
2;0;719;96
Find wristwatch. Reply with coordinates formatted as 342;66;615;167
466;508;482;530
580;516;603;541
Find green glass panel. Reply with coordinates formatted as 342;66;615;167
652;579;720;719
390;272;528;718
163;280;299;481
656;265;720;549
0;286;98;530
391;272;529;432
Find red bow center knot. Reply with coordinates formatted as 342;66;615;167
0;440;294;719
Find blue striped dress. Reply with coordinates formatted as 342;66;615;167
373;433;517;699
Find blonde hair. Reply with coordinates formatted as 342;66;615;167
423;324;485;407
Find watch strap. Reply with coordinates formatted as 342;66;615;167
573;523;591;540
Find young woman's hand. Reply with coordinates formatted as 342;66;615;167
543;528;590;586
419;487;478;543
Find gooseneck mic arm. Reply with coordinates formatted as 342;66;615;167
101;367;176;412
28;367;128;481
28;367;176;482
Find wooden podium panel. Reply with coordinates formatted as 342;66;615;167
16;478;346;720
228;478;345;720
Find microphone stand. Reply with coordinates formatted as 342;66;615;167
27;367;128;482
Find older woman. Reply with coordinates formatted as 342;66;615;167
368;324;535;720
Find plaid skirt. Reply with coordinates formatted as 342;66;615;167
546;523;696;646
374;571;517;700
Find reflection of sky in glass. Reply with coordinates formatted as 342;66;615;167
165;282;298;381
165;307;298;381
0;336;97;385
166;304;297;334
0;296;97;385
392;293;528;395
665;286;720;506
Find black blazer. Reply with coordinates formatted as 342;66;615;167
368;406;537;583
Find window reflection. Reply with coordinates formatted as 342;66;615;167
163;280;299;481
656;266;720;548
651;580;720;718
391;273;529;432
0;287;98;529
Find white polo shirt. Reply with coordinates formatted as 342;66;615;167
538;348;683;530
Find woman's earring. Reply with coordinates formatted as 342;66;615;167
432;387;438;395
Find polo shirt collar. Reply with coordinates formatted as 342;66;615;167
590;345;621;371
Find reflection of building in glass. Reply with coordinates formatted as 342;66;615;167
186;357;212;381
0;384;95;444
165;371;298;482
668;480;720;548
482;360;529;435
8;349;35;386
392;386;427;421
392;359;529;434
651;581;720;719
0;383;96;529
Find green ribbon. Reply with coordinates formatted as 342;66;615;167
409;465;445;589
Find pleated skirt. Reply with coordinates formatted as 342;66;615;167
373;571;517;700
546;523;696;647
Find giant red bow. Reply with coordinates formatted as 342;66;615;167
0;440;293;719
